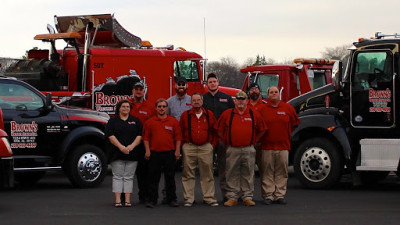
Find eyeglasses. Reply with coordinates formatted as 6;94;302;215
157;105;167;108
177;83;186;86
236;97;247;100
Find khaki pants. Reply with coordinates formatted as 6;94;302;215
182;143;217;204
225;145;256;201
260;150;289;200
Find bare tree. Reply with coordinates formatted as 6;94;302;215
206;56;245;89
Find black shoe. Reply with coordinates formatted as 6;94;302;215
146;202;155;208
276;198;287;205
169;201;179;207
263;198;273;205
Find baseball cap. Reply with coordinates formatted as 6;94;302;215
248;83;260;90
235;91;248;99
175;76;187;84
134;82;144;88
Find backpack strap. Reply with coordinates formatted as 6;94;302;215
228;108;235;146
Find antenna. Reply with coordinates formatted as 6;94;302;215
203;17;207;81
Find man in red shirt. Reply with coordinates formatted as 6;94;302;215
143;98;182;208
129;82;155;204
247;83;266;175
259;86;300;205
217;91;266;207
180;93;219;207
247;83;265;111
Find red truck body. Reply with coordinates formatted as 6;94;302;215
241;58;335;102
3;14;240;115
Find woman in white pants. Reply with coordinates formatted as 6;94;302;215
105;99;142;207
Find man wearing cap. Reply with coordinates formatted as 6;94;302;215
259;86;300;205
167;77;192;121
203;73;234;200
216;91;266;207
180;93;219;207
247;83;265;111
247;83;266;176
130;81;155;204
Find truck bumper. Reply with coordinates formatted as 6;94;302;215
0;157;14;188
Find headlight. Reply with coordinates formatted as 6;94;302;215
0;137;12;157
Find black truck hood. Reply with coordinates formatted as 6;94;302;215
288;84;337;112
54;105;110;124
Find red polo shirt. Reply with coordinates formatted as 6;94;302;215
260;101;300;150
143;115;182;152
217;108;266;147
247;98;265;112
129;100;155;125
180;107;218;147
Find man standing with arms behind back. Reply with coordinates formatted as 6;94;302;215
259;86;300;205
180;93;219;207
202;73;234;201
217;91;266;206
143;99;182;208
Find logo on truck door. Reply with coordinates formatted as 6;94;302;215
368;88;391;112
10;121;38;148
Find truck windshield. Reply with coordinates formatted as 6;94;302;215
174;60;200;81
307;70;327;89
255;74;279;98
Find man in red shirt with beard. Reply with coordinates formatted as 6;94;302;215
259;86;299;205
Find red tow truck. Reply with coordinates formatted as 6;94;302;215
0;108;13;188
241;58;335;101
2;14;239;116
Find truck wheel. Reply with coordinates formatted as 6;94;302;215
294;138;343;189
15;172;45;187
64;144;107;188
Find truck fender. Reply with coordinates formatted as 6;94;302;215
59;126;106;163
292;114;351;160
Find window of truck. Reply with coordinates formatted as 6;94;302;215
308;70;327;89
256;74;279;99
0;83;44;110
174;60;200;81
350;50;394;127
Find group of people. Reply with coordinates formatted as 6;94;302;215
104;73;299;208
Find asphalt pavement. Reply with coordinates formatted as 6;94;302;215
0;171;399;225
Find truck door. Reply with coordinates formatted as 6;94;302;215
350;50;394;127
0;82;61;158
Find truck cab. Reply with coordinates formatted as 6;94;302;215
288;32;400;188
0;77;109;187
241;58;334;102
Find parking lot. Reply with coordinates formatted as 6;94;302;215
0;171;399;225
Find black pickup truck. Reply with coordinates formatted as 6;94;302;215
0;77;109;187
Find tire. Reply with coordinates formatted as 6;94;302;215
14;171;45;187
294;138;343;189
359;171;389;185
64;144;107;188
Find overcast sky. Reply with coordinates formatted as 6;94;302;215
1;0;399;64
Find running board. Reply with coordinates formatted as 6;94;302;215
14;166;62;172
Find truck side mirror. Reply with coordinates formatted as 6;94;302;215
332;61;343;90
45;93;53;110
